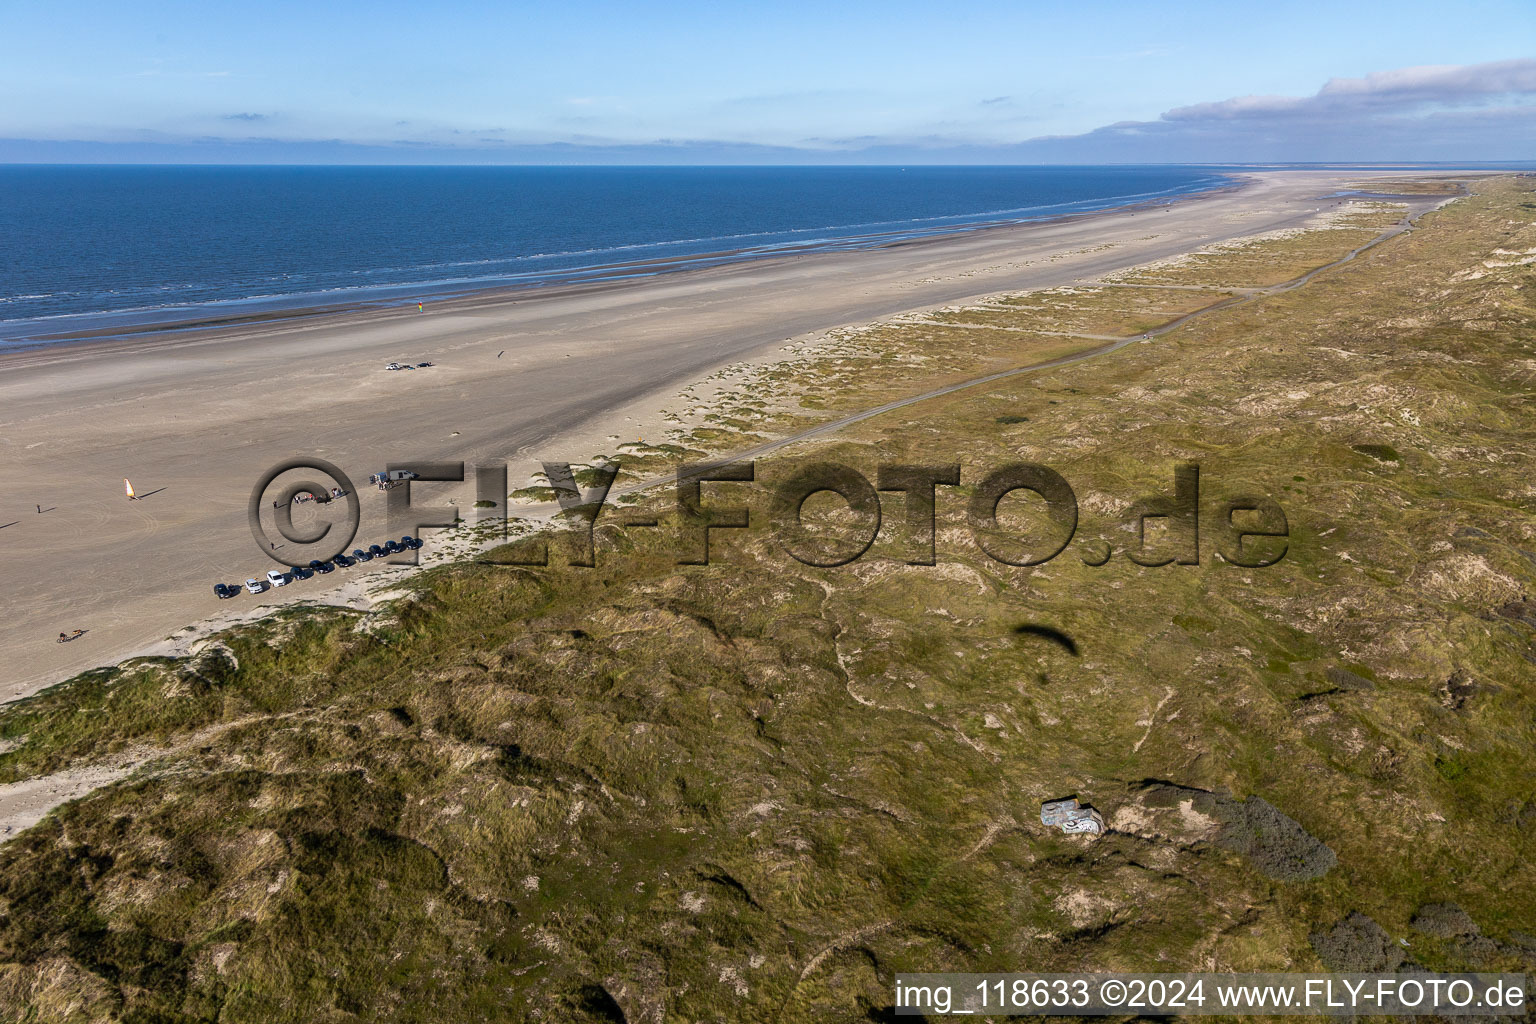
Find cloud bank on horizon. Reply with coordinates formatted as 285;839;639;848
4;58;1535;164
1023;58;1536;163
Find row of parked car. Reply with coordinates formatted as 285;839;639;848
213;537;422;599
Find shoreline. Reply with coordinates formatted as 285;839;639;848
0;174;1245;357
0;168;1494;700
43;181;1453;703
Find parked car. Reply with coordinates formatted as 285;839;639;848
382;540;400;554
368;469;418;489
400;536;421;550
244;578;264;594
352;548;372;562
333;553;354;568
384;361;405;371
289;565;311;580
416;361;434;367
214;583;237;599
309;559;334;574
266;569;289;588
367;544;385;558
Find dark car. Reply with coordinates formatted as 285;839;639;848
213;583;237;599
352;548;372;562
309;559;334;574
384;540;403;554
289;565;311;580
400;536;421;550
333;553;354;568
367;544;385;558
416;362;433;368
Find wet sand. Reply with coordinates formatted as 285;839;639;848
0;169;1477;700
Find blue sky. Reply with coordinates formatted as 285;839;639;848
3;0;1534;162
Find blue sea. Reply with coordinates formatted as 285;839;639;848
0;165;1233;347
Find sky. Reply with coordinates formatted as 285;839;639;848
2;0;1534;163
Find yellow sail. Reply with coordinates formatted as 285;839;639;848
124;478;136;499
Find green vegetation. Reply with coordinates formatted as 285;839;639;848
1352;443;1402;463
2;182;1534;1021
1113;203;1406;288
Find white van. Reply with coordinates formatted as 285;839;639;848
368;469;419;489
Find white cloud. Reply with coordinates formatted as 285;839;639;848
9;58;1535;163
1317;59;1536;100
1165;58;1536;121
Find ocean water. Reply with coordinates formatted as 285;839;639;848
0;165;1232;346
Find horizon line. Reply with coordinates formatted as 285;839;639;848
2;160;1532;168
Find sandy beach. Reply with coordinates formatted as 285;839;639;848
0;169;1475;699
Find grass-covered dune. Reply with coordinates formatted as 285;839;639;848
1;178;1533;1022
